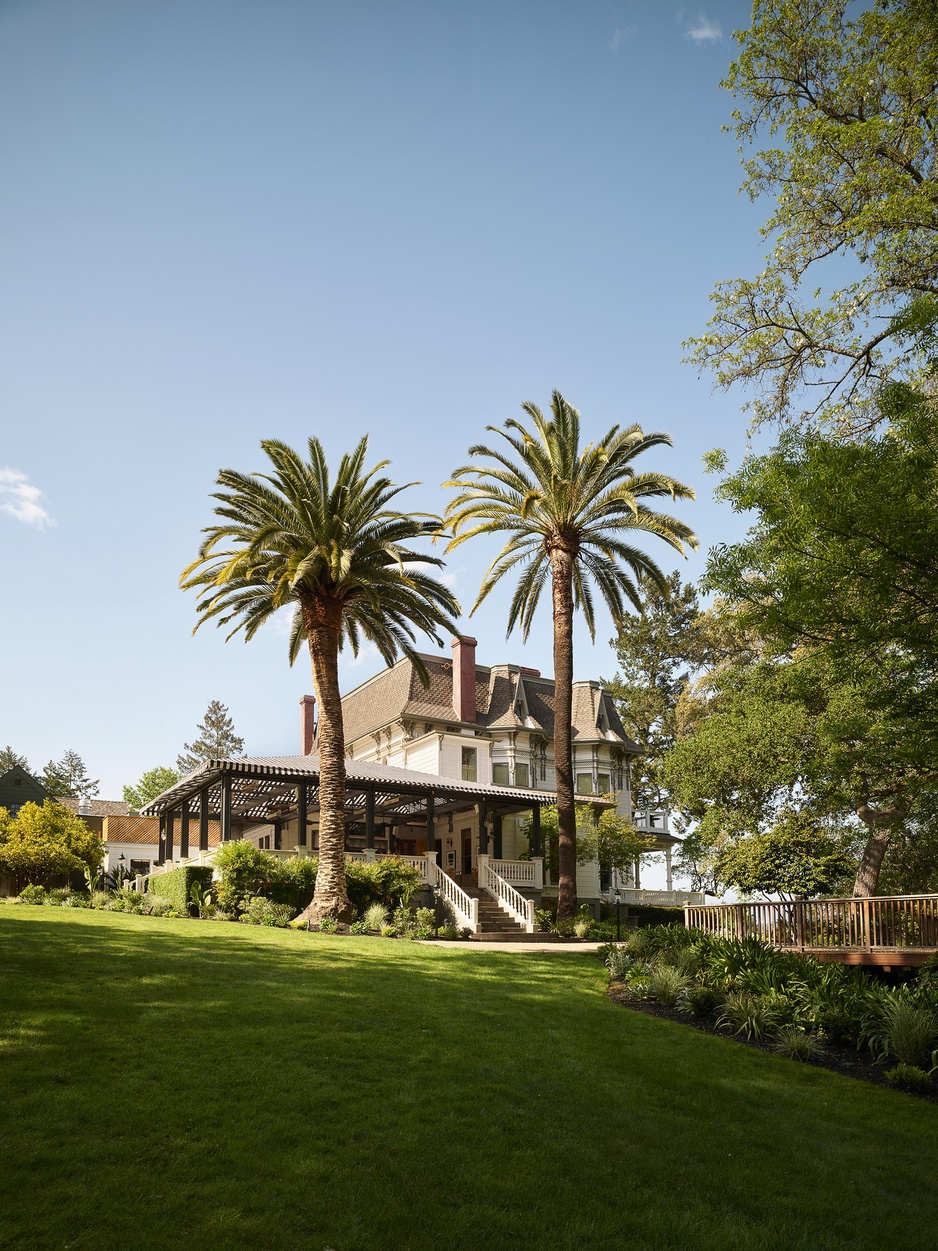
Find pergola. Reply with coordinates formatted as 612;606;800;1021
141;755;564;865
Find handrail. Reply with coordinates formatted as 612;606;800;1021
430;864;480;933
612;888;705;906
685;894;938;952
479;856;535;933
488;858;544;889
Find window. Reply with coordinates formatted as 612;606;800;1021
493;763;510;786
461;746;477;782
596;773;610;794
515;763;529;788
130;860;150;876
576;773;594;794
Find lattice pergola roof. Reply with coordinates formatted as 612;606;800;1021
140;755;582;824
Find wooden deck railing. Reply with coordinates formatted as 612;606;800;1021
685;895;938;953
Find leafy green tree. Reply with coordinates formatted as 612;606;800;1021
602;572;703;812
182;436;458;921
0;747;30;774
522;803;654;886
40;750;99;799
687;0;938;433
445;392;696;920
716;808;858;901
0;799;103;889
123;766;181;812
176;700;244;774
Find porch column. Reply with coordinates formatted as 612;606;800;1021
165;808;175;863
220;775;232;843
426;792;436;855
531;804;541;857
493;812;503;860
634;855;641;889
273;820;282;851
665;846;673;892
479;800;489;854
158;812;167;865
297;784;308;848
365;790;375;850
198;784;210;851
179;800;190;860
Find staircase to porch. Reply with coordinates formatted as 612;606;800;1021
462;886;531;942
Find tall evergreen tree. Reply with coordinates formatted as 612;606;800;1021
40;750;99;799
176;701;245;775
0;747;30;774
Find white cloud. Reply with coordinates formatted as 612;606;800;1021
608;26;636;52
0;467;53;528
683;13;722;43
263;605;296;638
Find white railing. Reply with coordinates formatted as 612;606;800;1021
611;888;705;906
478;856;535;933
345;850;435;883
488;858;544;889
429;863;479;933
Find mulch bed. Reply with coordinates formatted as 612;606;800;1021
606;983;938;1103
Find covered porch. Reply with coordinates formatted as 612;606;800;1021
141;755;576;933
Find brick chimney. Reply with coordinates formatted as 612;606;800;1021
300;695;316;754
451;635;477;723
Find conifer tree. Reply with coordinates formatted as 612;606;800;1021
40;750;99;799
176;701;245;775
0;747;30;774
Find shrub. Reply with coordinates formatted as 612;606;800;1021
144;894;178;918
550;905;593;938
190;881;214;918
872;996;938;1068
145;864;215;916
348;920;370;935
317;914;339;933
241;897;295;927
362;902;389;932
46;887;74;905
213;842;282;914
534;907;555;932
0;799;103;888
345;858;422;913
678;984;724;1017
380;924;399;938
573;917;593;939
885;1063;934;1094
646;965;686;1006
717;991;780;1041
437;925;460;940
605;947;633;981
91;890;111;909
773;1026;826;1062
17;885;46;905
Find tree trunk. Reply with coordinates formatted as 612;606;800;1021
852;802;902;898
550;546;577;922
298;596;353;923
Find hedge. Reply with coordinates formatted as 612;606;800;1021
147;865;214;914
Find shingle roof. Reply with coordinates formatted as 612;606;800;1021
61;797;132;817
335;652;639;753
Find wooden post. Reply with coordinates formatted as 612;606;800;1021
297;784;307;848
493;812;503;860
158;812;167;865
426;792;436;854
220;774;232;843
165;808;175;863
365;790;375;850
531;804;541;857
794;900;804;951
179;800;190;860
198;784;210;852
479;800;489;854
273;820;282;851
862;898;872;952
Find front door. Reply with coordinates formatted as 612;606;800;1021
461;829;473;875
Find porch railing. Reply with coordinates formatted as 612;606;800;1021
685;894;938;952
478;855;536;933
429;864;480;933
611;888;705;907
488;858;544;889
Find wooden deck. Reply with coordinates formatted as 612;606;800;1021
685;894;938;968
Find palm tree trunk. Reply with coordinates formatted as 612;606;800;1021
301;596;352;922
550;546;577;922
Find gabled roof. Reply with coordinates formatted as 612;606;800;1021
336;653;639;752
61;797;132;818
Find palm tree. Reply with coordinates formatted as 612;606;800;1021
444;391;697;921
181;436;459;921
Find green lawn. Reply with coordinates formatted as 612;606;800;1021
0;910;935;1251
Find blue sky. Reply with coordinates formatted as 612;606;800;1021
2;0;765;802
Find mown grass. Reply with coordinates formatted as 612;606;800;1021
0;908;936;1251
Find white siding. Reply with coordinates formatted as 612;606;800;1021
403;736;440;775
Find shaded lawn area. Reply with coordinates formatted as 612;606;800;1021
0;910;936;1251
